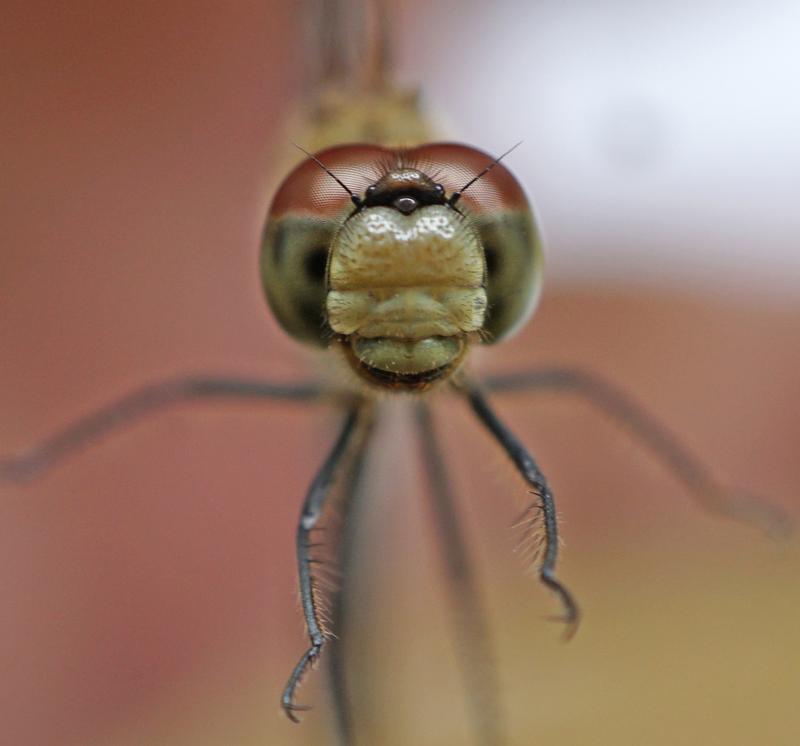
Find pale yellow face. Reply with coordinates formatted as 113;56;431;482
326;206;486;382
261;143;543;390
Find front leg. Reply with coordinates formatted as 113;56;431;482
281;400;370;724
457;379;580;640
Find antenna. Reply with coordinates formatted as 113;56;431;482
292;142;363;208
447;141;523;207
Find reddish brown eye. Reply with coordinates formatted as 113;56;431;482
267;144;389;220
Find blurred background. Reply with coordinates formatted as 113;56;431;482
1;1;798;745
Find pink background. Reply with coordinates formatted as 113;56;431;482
1;3;798;745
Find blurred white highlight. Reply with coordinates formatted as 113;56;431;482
399;0;800;304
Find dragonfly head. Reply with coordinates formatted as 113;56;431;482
261;143;543;391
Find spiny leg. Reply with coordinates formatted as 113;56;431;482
282;401;368;723
457;380;579;639
485;367;790;536
0;376;324;482
325;411;375;746
415;401;508;746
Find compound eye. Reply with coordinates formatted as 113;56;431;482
260;144;387;346
260;217;335;346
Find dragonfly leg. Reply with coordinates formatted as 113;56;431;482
0;375;325;482
414;401;508;746
282;401;368;724
325;411;374;745
484;367;791;536
458;381;580;640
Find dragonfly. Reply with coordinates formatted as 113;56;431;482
0;2;789;744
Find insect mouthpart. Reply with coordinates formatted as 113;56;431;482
345;335;467;389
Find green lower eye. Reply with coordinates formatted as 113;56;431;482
260;216;337;347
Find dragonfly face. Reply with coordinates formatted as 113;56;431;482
261;142;544;389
